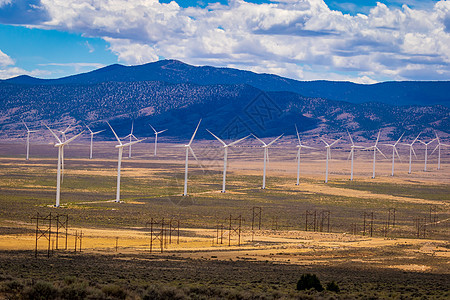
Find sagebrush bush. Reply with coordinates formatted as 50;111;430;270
22;280;59;300
326;281;340;293
296;273;324;292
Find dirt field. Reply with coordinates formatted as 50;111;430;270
0;140;449;298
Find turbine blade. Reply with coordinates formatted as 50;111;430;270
149;124;157;133
375;130;381;145
206;129;227;147
412;132;421;144
430;144;439;155
228;134;251;147
189;146;204;170
394;147;401;162
411;146;417;159
188;119;202;146
22;120;29;131
63;131;84;145
434;130;440;143
107;122;122;145
267;134;284;147
377;147;386;159
395;132;405;145
44;124;62;144
347;130;354;145
347;149;352;161
320;137;329;146
252;134;267;146
157;129;168;134
130;121;134;135
122;138;145;148
93;129;106;135
329;137;341;147
85;124;93;134
295;124;301;145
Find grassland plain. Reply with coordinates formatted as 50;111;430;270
0;141;449;299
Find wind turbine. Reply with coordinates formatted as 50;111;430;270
418;137;436;172
86;124;105;159
295;125;315;185
347;130;364;181
402;133;421;174
182;119;202;196
124;121;138;158
365;130;386;179
253;133;284;189
149;124;167;156
45;124;83;207
107;122;144;202
431;131;449;170
207;129;250;193
22;121;38;160
383;132;404;176
320;136;341;183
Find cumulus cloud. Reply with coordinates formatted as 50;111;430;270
4;0;450;82
0;49;14;67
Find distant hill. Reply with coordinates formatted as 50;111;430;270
0;79;448;141
3;60;450;107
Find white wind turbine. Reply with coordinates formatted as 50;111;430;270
253;134;284;189
383;132;404;176
295;125;315;185
107;122;144;202
418;137;436;172
149;124;167;156
320;136;341;183
402;133;421;174
431;131;449;170
207;130;250;193
365;130;386;179
182;119;202;196
22;121;39;160
86;124;105;159
124;121;138;158
45;124;83;207
347;130;365;181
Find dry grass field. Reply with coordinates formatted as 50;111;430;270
0;139;449;299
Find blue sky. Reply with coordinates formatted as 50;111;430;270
0;0;448;83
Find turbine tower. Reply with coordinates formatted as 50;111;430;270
22;121;38;160
365;130;386;179
107;122;144;202
253;134;284;189
45;124;83;207
182;119;202;196
402;133;421;174
295;125;315;185
347;130;364;181
383;132;404;176
124;121;138;158
86;124;105;159
320;137;341;183
418;138;436;172
149;124;167;156
430;131;448;170
207;129;249;193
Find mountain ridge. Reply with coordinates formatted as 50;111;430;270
3;59;450;107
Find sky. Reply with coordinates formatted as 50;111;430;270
0;0;449;83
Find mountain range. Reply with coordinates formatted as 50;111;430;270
0;60;449;141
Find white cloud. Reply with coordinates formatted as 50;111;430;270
16;0;450;82
0;49;14;67
0;66;50;79
0;0;12;7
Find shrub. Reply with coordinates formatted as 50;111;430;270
296;274;323;292
326;281;340;293
22;280;59;300
101;283;127;299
